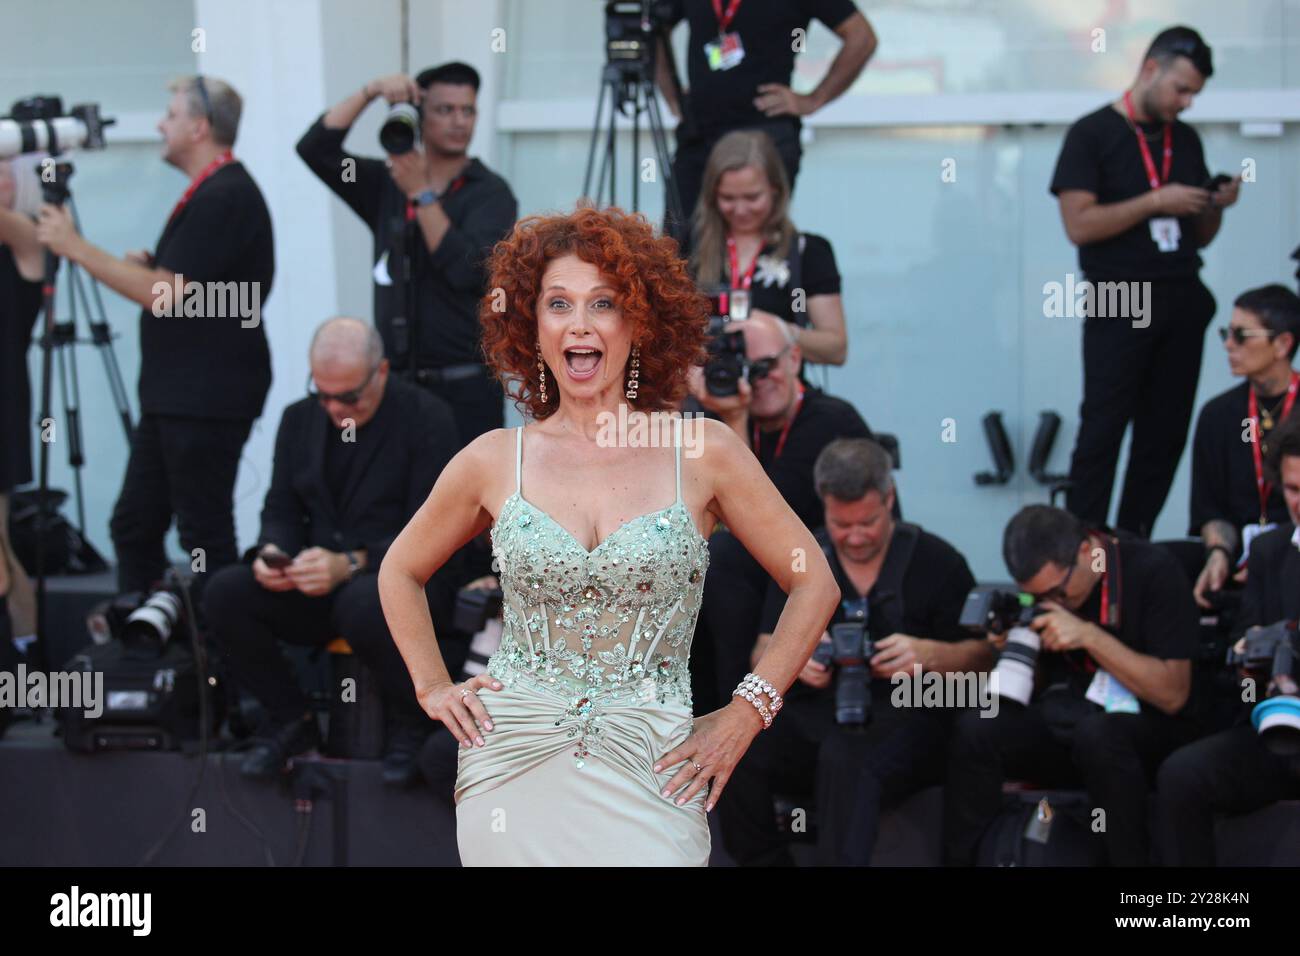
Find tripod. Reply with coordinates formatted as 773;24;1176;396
582;23;683;227
32;159;132;669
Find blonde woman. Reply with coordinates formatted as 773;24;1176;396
690;129;848;368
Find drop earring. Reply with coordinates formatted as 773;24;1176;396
625;343;640;401
537;341;547;405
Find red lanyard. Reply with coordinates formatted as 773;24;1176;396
1248;372;1300;523
405;173;468;222
168;149;233;223
726;235;759;291
754;381;804;459
712;0;743;33
1123;90;1172;190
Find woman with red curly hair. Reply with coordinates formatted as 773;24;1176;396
378;205;838;866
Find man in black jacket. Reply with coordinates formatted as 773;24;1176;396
36;76;273;616
719;438;986;866
204;318;463;786
1157;414;1300;865
295;61;517;446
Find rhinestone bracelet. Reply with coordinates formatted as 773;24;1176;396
732;672;783;729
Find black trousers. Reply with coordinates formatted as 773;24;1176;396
719;687;956;866
110;413;253;619
942;698;1199;866
1066;276;1216;538
414;367;504;448
203;562;467;728
1156;722;1300;866
667;117;803;248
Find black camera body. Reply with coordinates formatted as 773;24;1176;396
454;585;504;636
1229;620;1300;754
960;587;1041;635
701;286;751;397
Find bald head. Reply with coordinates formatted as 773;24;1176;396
309;317;384;366
740;309;795;358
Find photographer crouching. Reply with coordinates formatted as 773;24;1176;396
1157;413;1300;865
718;438;987;865
203;318;463;785
296;62;517;446
35;76;273;619
943;505;1203;866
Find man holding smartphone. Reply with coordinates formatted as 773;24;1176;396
203;318;464;786
1051;26;1241;539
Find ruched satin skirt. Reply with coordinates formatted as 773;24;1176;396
454;680;710;866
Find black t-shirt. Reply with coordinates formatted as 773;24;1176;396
665;0;858;135
749;384;873;530
144;161;274;420
728;232;840;327
296;116;518;370
1039;535;1199;718
759;523;976;700
1049;103;1210;281
0;245;43;490
1189;380;1297;535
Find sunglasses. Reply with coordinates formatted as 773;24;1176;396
747;343;793;383
1218;326;1277;346
307;364;380;406
194;74;214;124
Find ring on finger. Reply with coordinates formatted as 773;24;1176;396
692;760;703;773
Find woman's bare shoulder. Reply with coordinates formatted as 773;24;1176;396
443;426;518;513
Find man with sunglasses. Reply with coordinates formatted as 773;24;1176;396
686;309;874;710
1187;285;1300;606
35;75;273;618
943;505;1202;866
297;61;517;447
1051;26;1240;540
203;318;463;786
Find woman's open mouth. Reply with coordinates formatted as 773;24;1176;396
563;347;603;381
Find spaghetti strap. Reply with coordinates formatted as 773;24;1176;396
673;415;682;504
515;425;523;495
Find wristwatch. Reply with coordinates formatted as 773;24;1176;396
412;188;439;207
344;550;361;577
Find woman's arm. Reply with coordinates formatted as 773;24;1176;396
377;430;499;706
794;293;847;365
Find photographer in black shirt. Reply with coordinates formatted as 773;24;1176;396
1187;285;1300;606
1050;26;1240;538
296;62;517;445
36;76;273;615
943;505;1202;866
656;0;876;245
687;310;872;709
1157;414;1300;865
719;438;985;866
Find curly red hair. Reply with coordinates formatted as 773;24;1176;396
479;204;710;420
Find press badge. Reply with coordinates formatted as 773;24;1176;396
704;32;745;70
1086;670;1140;714
1149;216;1181;253
373;249;393;286
1240;522;1278;568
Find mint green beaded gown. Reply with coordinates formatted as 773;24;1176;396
454;417;711;866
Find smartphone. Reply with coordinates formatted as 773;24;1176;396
260;549;292;569
1203;173;1233;191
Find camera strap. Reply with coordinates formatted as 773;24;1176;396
168;149;233;224
820;521;919;636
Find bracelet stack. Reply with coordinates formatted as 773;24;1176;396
732;672;784;730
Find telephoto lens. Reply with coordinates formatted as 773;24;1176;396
992;626;1041;706
121;589;184;657
379;102;420;154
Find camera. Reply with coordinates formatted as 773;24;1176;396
826;621;874;725
379;100;421;155
120;587;187;658
961;587;1045;706
454;585;504;636
700;285;751;396
0;96;113;161
1229;619;1300;755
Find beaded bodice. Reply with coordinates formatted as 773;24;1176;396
486;419;709;763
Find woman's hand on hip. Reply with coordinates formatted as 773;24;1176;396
653;698;764;812
419;673;504;749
